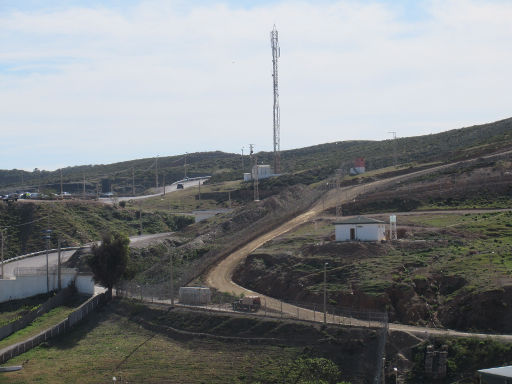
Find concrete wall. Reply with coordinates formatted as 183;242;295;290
0;272;94;303
335;224;386;242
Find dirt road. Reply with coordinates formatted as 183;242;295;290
206;156;512;341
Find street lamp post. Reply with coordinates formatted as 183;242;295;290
0;229;4;280
170;252;174;307
44;229;52;293
241;147;245;173
323;262;328;324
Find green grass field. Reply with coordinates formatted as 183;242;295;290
0;300;337;384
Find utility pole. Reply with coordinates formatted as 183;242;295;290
155;156;159;189
270;25;281;174
60;169;63;199
1;229;4;279
335;168;343;217
163;173;166;196
170;252;174;306
82;174;86;199
184;153;188;179
388;131;397;167
44;228;52;293
58;238;61;290
249;144;259;201
139;201;143;235
323;262;328;324
198;180;201;202
132;167;135;196
241;147;245;173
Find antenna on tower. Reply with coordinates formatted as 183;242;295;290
270;25;281;174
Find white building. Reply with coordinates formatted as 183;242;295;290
244;165;273;181
334;216;386;242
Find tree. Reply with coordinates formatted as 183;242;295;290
280;357;349;384
88;232;129;296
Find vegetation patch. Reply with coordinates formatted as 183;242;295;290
408;337;512;384
0;299;371;383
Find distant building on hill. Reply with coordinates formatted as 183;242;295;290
244;164;273;181
334;216;386;242
349;157;366;175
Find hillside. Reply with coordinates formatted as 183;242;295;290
2;117;512;195
232;152;512;333
0;201;193;260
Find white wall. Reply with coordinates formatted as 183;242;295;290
0;272;95;303
335;224;386;242
251;165;272;180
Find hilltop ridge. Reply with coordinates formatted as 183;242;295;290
2;116;512;194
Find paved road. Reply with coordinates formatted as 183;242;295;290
1;233;174;278
99;177;210;204
2;250;77;277
206;153;512;341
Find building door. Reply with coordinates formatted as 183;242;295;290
350;228;355;240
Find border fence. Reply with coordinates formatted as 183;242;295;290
0;291;110;365
116;282;388;330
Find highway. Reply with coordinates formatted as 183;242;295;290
99;177;210;204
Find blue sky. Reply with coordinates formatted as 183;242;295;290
1;0;512;170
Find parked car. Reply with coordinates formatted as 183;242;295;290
1;193;18;202
176;184;184;189
59;192;72;199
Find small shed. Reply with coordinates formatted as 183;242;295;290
478;366;512;384
178;287;211;305
334;216;386;242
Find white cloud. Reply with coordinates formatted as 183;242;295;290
0;0;511;170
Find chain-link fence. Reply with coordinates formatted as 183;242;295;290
116;282;388;330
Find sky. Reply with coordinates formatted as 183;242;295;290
1;0;511;171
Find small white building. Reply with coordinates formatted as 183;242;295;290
244;165;273;181
334;216;386;242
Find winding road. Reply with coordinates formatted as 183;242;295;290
206;154;512;341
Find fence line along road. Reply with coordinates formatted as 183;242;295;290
116;284;388;330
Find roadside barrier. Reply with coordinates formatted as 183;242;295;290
0;247;82;267
0;291;111;365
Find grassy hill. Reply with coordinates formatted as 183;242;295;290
1;299;377;383
0;201;193;260
2;117;512;194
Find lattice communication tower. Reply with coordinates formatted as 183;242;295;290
271;25;281;174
